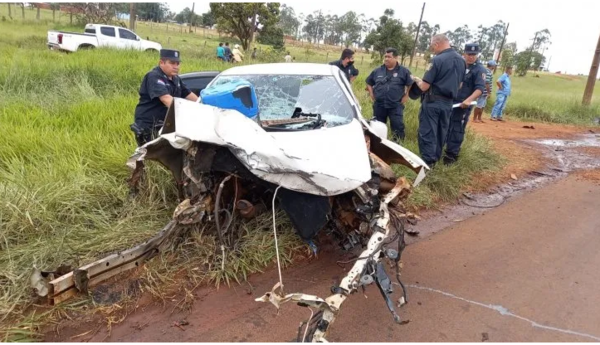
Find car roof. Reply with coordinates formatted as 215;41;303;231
218;63;338;76
179;71;221;79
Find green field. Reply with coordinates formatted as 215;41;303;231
1;5;599;337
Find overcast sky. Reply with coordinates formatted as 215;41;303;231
167;0;600;75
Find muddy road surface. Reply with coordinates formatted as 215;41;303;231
48;173;600;342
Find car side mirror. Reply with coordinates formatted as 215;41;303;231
136;36;140;41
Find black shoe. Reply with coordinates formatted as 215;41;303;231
443;155;457;166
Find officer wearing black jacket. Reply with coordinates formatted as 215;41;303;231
443;43;486;165
411;34;466;167
366;47;413;141
131;49;198;146
329;48;359;83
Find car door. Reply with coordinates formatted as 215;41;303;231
97;26;118;48
118;28;141;50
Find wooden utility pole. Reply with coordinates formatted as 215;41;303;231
21;3;25;20
189;2;195;33
582;32;600;106
408;2;426;68
36;5;40;21
8;3;12;19
129;3;136;31
495;22;509;69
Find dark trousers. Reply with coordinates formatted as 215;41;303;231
417;101;452;166
444;106;472;163
373;103;405;141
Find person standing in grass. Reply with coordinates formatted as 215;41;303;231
132;49;198;147
224;42;233;62
251;47;257;59
411;34;466;167
232;44;244;63
329;48;359;83
284;51;292;62
491;66;513;121
216;43;225;61
365;47;413;141
442;43;486;165
473;60;496;123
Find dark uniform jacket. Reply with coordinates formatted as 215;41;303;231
366;63;413;108
134;66;191;128
455;59;486;102
422;48;466;101
329;59;359;82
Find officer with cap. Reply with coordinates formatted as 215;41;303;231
442;42;486;165
366;47;413;141
411;34;466;167
131;49;198;146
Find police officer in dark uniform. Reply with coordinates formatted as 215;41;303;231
411;34;466;167
329;48;359;83
131;49;199;147
366;47;413;141
443;43;486;165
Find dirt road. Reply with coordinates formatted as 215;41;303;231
48;173;600;342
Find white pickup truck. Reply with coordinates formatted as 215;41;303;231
47;24;162;53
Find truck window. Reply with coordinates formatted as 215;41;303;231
118;28;137;41
84;28;96;34
100;27;116;37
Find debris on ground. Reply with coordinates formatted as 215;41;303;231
482;332;490;342
510;174;518;180
522;125;535;129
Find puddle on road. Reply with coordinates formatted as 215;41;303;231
408;133;600;243
535;134;600;148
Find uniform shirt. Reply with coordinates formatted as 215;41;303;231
455;60;486;102
366;63;413;108
329;59;359;82
497;72;512;96
134;66;192;128
483;68;493;96
285;54;292;62
217;46;225;58
422;48;466;100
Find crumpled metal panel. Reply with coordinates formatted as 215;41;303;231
133;99;373;196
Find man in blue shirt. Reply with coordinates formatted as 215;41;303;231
366;47;413;141
491;65;513;121
443;43;486;165
411;34;466;167
216;43;225;61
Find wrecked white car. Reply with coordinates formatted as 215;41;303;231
37;63;429;342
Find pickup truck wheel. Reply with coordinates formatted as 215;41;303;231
145;49;158;53
78;44;95;50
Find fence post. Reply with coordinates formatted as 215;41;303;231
361;56;364;66
326;52;329;62
204;41;207;47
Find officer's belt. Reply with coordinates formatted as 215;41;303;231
423;93;452;103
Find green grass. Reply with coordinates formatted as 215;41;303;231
0;5;593;336
491;72;600;125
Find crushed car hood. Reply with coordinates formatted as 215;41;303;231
131;99;373;196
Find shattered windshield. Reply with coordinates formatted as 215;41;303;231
211;74;355;129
